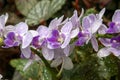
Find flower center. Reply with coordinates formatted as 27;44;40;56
58;36;64;43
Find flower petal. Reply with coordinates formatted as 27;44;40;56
29;30;39;37
37;25;49;37
97;47;111;57
112;10;120;22
0;13;8;26
97;8;105;19
4;38;14;47
51;58;62;67
82;16;91;29
91;36;98;51
42;46;54;60
49;16;64;30
99;38;111;47
22;32;33;48
76;37;86;46
61;34;71;48
7;32;15;40
61;21;72;34
90;19;102;34
21;46;31;58
4;25;15;37
15;22;28;36
98;24;107;34
108;47;120;56
63;57;73;70
70;27;79;38
63;45;70;56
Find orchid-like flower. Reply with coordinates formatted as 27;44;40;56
43;10;84;61
47;21;73;49
98;36;120;57
31;16;64;60
107;9;120;33
31;15;65;49
37;21;73;60
31;25;53;60
4;22;34;58
45;21;79;60
76;8;106;51
31;16;73;60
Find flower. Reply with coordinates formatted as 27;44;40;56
4;22;34;58
31;15;65;49
41;21;73;60
31;16;73;60
107;9;120;33
31;25;53;60
97;36;120;57
47;21;73;49
76;8;106;51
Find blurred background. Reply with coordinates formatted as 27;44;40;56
0;0;120;80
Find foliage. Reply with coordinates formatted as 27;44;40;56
1;0;120;80
15;0;65;26
10;59;54;80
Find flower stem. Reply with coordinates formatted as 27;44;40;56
96;34;113;38
31;47;58;80
56;58;64;78
31;48;50;67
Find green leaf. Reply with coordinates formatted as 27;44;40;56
84;8;97;17
26;0;65;26
10;59;41;79
15;0;38;16
41;67;52;80
10;59;54;80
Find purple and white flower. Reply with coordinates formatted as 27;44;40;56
76;8;106;51
98;36;120;57
4;22;34;58
47;21;73;49
107;9;120;33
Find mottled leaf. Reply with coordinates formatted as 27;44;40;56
10;59;54;80
10;59;41;79
26;0;65;26
15;0;38;16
